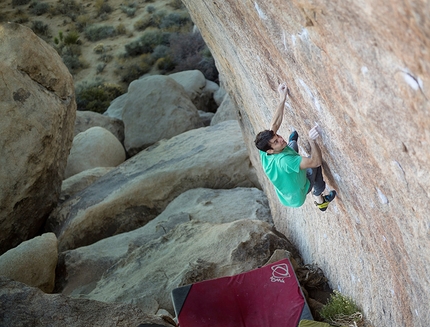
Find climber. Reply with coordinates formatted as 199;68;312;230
254;82;336;211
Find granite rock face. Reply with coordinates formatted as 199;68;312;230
181;1;430;326
0;23;76;254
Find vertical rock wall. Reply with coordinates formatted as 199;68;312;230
182;1;429;326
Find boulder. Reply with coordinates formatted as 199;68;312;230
210;94;238;125
65;127;126;179
0;278;172;327
74;110;124;143
122;75;203;156
0;23;76;254
0;233;58;293
56;187;272;296
60;167;114;202
198;110;215;126
74;219;295;314
46;121;260;252
213;86;227;106
169;70;219;112
103;92;127;120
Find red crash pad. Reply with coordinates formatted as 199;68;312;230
172;258;309;327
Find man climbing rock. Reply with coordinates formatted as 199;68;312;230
254;82;336;211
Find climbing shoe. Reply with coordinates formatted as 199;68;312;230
314;190;337;212
288;130;299;143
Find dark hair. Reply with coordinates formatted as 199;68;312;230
254;130;274;152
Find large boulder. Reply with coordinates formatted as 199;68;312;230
56;187;272;296
0;23;76;254
0;278;173;327
60;167;114;202
65;127;126;179
169;70;219;112
74;110;124;143
73;219;294;314
210;93;238;125
122;75;203;156
0;233;58;293
182;1;430;325
46;121;260;252
103;92;128;120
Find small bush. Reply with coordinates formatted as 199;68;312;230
151;45;170;61
75;80;124;113
125;30;170;57
96;63;106;74
84;24;116;41
31;20;50;37
155;56;175;72
169;32;218;81
146;5;156;13
53;0;85;20
12;0;31;6
116;23;127;35
160;12;191;31
120;4;137;17
13;10;29;23
320;291;363;327
133;17;153;31
75;14;92;32
29;1;50;15
168;0;184;10
95;0;113;17
64;30;80;45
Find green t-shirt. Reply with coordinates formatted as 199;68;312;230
260;146;310;207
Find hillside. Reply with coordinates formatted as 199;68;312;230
0;0;217;110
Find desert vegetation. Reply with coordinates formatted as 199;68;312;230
1;0;218;112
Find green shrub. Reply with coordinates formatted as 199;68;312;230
116;23;127;35
75;80;124;113
133;17;153;31
31;20;50;37
125;30;170;56
95;0;113;16
75;14;92;32
12;0;31;6
29;1;50;15
320;291;363;327
64;30;80;45
84;24;116;41
146;5;156;13
120;4;137;17
151;45;170;60
155;56;175;72
53;0;85;20
160;12;191;31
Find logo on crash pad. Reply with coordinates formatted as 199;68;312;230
270;263;291;283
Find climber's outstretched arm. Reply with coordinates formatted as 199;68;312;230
270;83;288;134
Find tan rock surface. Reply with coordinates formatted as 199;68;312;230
75;219;295;314
56;187;272;297
181;1;430;326
47;121;260;252
0;23;76;254
65;126;126;178
74;110;124;143
0;277;172;327
0;233;58;293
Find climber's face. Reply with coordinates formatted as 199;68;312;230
267;134;287;154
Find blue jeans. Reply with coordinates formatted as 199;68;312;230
288;140;326;196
